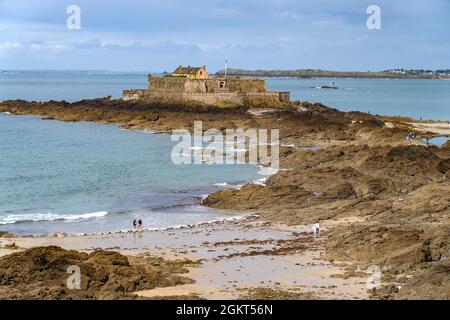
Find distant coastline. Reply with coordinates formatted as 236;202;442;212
215;68;450;80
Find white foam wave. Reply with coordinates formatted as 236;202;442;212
0;211;109;225
254;177;268;186
214;182;244;189
214;182;228;187
257;166;279;176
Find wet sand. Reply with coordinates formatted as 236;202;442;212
408;122;450;135
0;216;370;300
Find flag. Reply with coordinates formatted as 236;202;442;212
225;56;228;77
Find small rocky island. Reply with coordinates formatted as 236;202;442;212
123;65;290;106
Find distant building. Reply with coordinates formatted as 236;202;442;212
123;65;290;106
172;65;209;79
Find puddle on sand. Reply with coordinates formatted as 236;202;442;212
419;136;449;146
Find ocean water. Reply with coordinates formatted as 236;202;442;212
265;78;450;121
0;71;449;235
0;113;260;235
1;71;449;120
0;70;148;103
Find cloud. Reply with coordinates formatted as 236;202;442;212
0;41;69;52
0;41;22;49
0;0;448;70
274;11;303;20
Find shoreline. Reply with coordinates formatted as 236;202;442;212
214;69;450;80
0;111;267;237
18;212;257;238
1;98;449;300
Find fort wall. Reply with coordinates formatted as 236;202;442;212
122;89;146;101
123;76;289;106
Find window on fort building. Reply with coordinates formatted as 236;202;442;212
219;81;226;88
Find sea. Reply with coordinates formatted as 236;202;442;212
0;70;449;235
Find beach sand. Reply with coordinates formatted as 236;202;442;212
0;216;370;300
408;122;450;135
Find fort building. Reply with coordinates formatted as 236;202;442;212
172;65;209;79
122;65;290;106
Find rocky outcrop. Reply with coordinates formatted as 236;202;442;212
0;246;192;300
437;158;450;174
325;225;432;271
381;259;450;299
0;232;15;238
204;139;449;296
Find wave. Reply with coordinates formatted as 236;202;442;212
253;177;268;186
77;213;253;237
214;182;244;189
139;129;156;134
0;211;109;225
214;182;229;187
257;166;279;176
1;112;11;115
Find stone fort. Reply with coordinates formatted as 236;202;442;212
123;65;290;106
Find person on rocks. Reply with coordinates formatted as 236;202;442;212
312;221;320;236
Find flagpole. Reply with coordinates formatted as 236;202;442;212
225;56;228;78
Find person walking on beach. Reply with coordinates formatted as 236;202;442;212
312;221;320;237
138;219;143;229
133;219;137;229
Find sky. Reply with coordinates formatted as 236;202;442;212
0;0;449;72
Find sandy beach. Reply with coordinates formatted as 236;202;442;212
408;122;450;135
0;216;371;300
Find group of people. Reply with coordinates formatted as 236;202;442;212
133;218;143;229
405;132;416;141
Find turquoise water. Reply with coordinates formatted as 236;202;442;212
0;70;147;103
0;113;259;235
1;71;449;120
0;71;449;235
419;136;450;146
266;78;450;121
